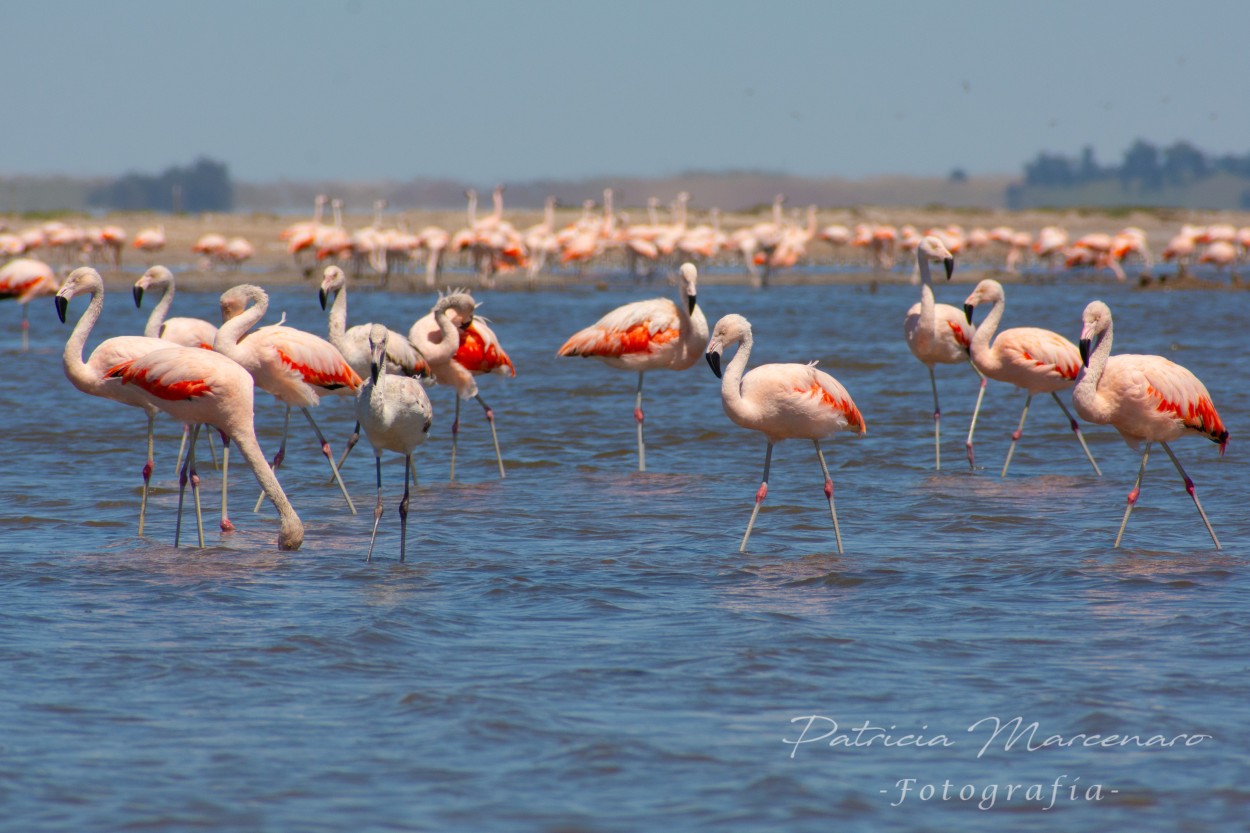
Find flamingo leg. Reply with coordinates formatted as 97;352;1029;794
204;428;219;470
1000;393;1033;477
741;442;774;552
219;431;234;532
635;371;647;472
330;420;363;485
21;303;30;351
399;453;412;563
477;393;505;479
813;439;844;554
1161;441;1221;550
1050;392;1101;476
174;424;203;548
409;455;419;488
1115;442;1151;548
139;411;155;536
174;423;190;476
450;396;462;482
367;455;383;563
928;366;941;471
254;406;292;513
188;425;205;548
965;363;987;469
301;407;357;514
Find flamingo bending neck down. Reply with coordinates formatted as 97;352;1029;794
357;323;433;562
556;262;709;471
214;283;361;514
706;313;866;553
963;279;1101;477
106;345;304;551
903;235;982;470
1074;300;1227;549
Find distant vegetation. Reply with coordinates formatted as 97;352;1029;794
1008;140;1250;211
86;157;234;213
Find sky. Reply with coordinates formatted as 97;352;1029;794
7;0;1250;185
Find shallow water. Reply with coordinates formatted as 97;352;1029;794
3;274;1248;832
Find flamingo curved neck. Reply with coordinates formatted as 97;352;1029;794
326;286;348;345
216;290;268;358
916;253;937;338
232;428;303;550
969;295;1005;373
426;298;463;365
720;332;758;422
63;283;104;392
144;282;175;339
1074;322;1115;422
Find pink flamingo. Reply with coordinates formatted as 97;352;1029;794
106;345;304;551
1;257;58;349
1074;300;1227;549
963;279;1101;477
132;225;166;255
903;236;982;470
133;265;218;349
408;290;514;480
55;266;174;536
557;262;708;471
706;313;866;553
214;283;361;514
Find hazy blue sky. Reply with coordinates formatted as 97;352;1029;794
8;0;1249;184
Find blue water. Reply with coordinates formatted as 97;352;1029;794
3;274;1248;832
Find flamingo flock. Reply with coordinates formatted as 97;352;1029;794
32;215;1234;557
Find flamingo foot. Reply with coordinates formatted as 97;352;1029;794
220;518;236;532
824;479;833;499
1126;486;1140;506
1010;429;1023;441
635;407;645;424
755;483;768;503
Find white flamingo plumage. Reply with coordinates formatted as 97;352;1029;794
1074;300;1227;549
705;313;866;553
903;235;982;470
357;323;434;562
556;262;709;471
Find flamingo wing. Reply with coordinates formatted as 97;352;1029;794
557;298;681;359
998;327;1082;382
1111;354;1228;448
457;320;515;376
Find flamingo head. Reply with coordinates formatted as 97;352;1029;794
367;322;389;384
319;265;346;310
54;267;104;323
677;262;699;313
1078;300;1112;367
132;264;174;309
705;313;752;379
918;235;955;280
962;279;1004;324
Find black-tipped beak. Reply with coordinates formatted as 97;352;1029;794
133;286;144;308
1079;338;1091;367
55;294;68;323
943;257;954;281
370;360;380;384
319;288;328;310
964;303;975;324
688;294;697;314
706;350;723;379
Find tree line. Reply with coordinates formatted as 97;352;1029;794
1022;140;1250;190
87;157;233;212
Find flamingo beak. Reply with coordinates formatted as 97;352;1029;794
54;294;68;323
964;303;975;324
943;257;954;281
133;286;144;308
706;349;723;379
688;294;697;314
370;360;380;384
319;288;328;310
1079;338;1091;366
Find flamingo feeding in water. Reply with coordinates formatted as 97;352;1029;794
556;262;709;471
357;323;434;562
213;283;361;514
408;290;514;481
705;313;866;553
106;345;304;551
903;235;982;470
1073;300;1227;549
55;267;173;536
963;279;1101;477
1;257;58;349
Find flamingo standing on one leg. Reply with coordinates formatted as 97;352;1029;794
408;290;514;481
963;279;1101;477
54;267;173;536
357;323;433;562
213;284;361;514
1073;300;1227;549
556;262;709;471
903;235;982;470
705;313;866;553
318;265;427;474
105;345;304;551
1;257;58;350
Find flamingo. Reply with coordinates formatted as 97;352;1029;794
1;257;58;349
556;262;709;471
903;236;982;470
1074;301;1227;549
705;313;866;553
54;267;177;536
408;290;514;480
105;345;304;551
132;225;166;255
214;283;361;514
357;323;433;562
318;264;427;472
963;279;1100;477
133;265;218;349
